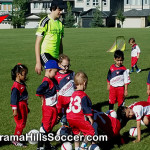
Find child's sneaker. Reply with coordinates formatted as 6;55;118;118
12;141;27;147
129;69;134;74
136;69;141;73
37;147;44;150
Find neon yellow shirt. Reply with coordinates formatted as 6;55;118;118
36;15;64;59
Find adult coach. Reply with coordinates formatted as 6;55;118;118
35;0;65;75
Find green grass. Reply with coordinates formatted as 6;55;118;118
0;28;150;150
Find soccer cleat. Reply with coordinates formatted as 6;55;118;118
129;69;134;74
37;147;44;150
12;141;27;147
136;69;141;73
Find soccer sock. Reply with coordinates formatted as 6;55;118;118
132;67;134;71
75;147;80;150
135;65;139;70
37;133;44;148
109;104;114;110
81;142;87;148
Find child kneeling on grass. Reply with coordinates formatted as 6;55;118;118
117;101;150;143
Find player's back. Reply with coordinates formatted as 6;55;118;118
66;90;92;120
93;110;121;138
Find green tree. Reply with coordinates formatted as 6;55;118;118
91;6;103;27
64;2;75;28
147;16;150;26
116;10;125;28
39;12;47;20
12;0;29;28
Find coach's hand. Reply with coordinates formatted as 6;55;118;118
35;63;42;75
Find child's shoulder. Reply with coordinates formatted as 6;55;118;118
73;90;87;97
11;81;25;91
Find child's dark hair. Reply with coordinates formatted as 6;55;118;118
114;50;124;60
11;63;28;81
117;106;127;120
117;106;129;128
128;38;135;43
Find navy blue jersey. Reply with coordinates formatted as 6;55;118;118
36;77;57;106
10;81;28;109
55;70;75;96
107;64;130;87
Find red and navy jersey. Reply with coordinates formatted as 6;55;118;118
36;77;57;106
129;101;150;121
107;64;130;87
147;72;150;85
55;70;75;96
66;90;92;120
10;81;28;109
93;110;121;138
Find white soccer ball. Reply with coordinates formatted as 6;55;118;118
61;142;72;150
129;127;137;137
106;110;117;118
27;129;39;145
88;144;100;150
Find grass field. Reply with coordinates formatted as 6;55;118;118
0;28;150;150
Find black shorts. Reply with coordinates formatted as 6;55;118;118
40;53;58;66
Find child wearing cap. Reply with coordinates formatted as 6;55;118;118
36;60;62;150
35;0;66;75
107;50;131;110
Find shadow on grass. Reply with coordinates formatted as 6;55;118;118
125;95;139;100
92;101;109;112
0;140;11;147
141;68;150;72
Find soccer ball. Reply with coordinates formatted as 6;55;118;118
56;125;72;136
27;129;39;145
61;142;72;150
129;127;137;137
106;110;117;118
88;144;100;150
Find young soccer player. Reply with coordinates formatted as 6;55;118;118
55;54;75;125
117;101;150;143
36;60;62;150
65;71;95;150
10;63;29;147
147;71;150;102
107;50;131;110
35;0;65;75
92;110;124;145
128;38;141;73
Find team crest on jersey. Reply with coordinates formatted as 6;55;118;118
66;76;70;80
116;71;119;75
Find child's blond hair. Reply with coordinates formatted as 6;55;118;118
74;71;88;87
59;54;70;63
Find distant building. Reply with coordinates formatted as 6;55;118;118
115;0;150;28
0;0;13;29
